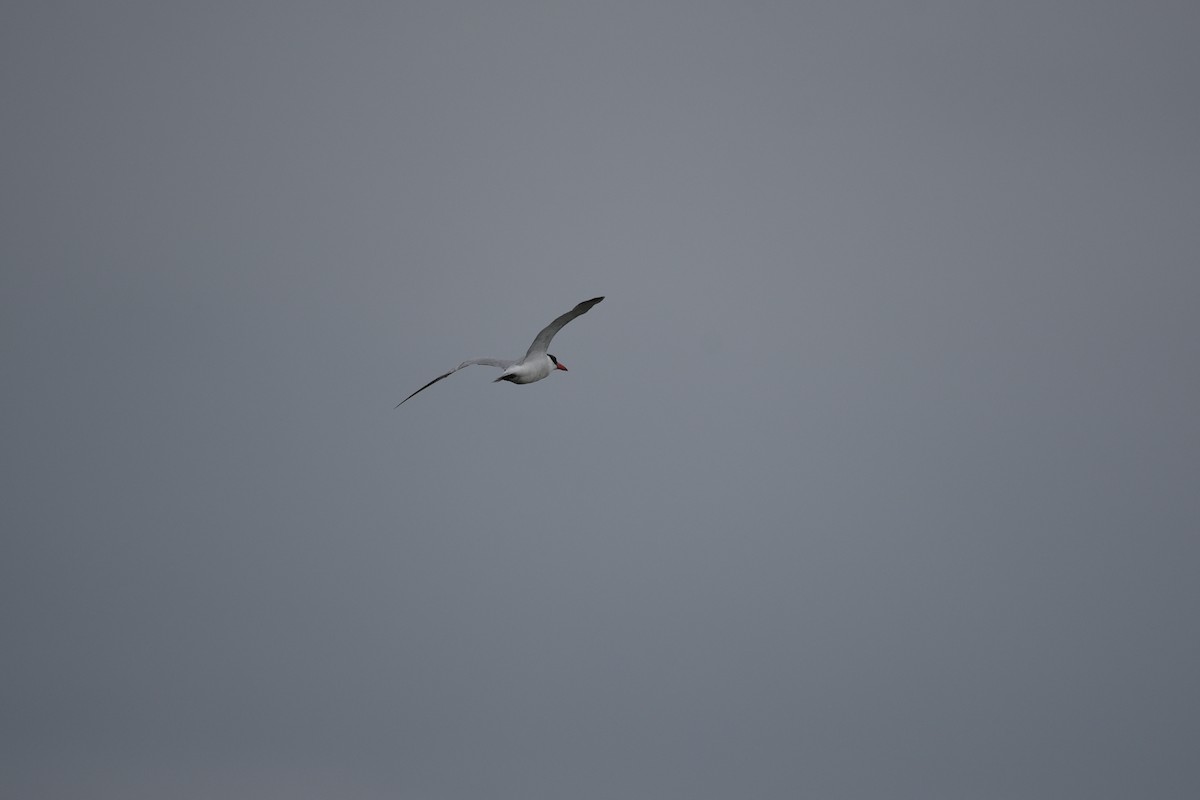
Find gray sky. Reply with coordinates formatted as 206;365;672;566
3;1;1198;798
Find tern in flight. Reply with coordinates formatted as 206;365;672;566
396;296;604;407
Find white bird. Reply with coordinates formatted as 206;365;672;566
396;296;604;407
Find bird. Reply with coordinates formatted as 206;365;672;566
396;296;605;407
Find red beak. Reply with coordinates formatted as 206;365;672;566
556;362;568;371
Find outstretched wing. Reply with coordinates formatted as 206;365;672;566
524;296;605;359
396;358;515;407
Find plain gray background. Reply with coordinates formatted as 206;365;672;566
3;2;1198;798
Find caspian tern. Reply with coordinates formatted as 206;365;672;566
396;296;604;407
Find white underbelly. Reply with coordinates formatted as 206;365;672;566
504;358;553;384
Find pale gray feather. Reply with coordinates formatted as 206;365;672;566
396;358;515;407
524;296;605;359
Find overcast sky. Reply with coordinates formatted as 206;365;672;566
3;2;1198;798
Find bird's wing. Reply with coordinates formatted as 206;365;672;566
524;296;605;359
395;358;515;407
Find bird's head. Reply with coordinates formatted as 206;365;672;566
548;354;568;371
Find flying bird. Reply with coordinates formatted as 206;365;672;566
396;296;605;407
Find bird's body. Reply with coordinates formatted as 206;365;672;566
494;354;557;385
397;296;604;407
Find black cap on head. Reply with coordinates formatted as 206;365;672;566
548;354;558;365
